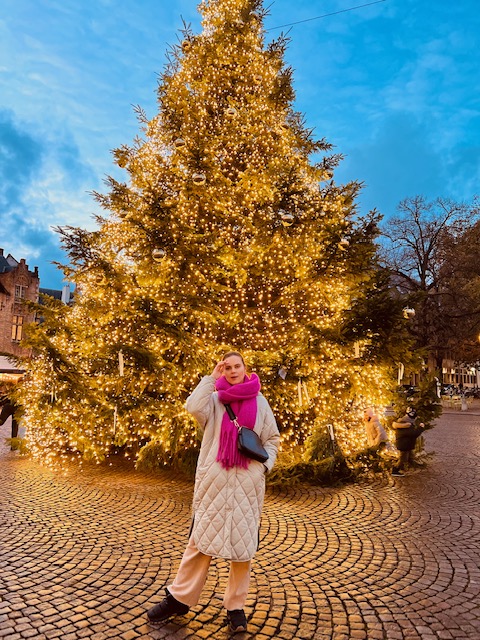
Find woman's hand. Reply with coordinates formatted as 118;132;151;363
211;361;225;380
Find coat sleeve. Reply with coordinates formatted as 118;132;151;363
260;400;280;473
185;375;216;429
392;417;411;429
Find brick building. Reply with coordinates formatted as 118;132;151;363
0;248;39;360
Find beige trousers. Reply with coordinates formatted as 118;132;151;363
168;537;251;610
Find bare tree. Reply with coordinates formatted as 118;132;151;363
380;196;480;368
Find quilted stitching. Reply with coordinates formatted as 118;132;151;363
193;461;265;561
186;376;279;561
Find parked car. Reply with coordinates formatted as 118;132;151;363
398;384;418;398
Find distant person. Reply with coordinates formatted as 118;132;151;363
0;381;19;449
391;407;425;477
146;352;280;634
363;407;388;451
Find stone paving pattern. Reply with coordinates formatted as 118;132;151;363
0;411;479;640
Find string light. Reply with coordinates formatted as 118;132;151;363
17;0;396;473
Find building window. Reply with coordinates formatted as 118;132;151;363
15;285;27;300
11;315;24;342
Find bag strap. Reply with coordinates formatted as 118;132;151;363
224;403;237;421
224;403;241;431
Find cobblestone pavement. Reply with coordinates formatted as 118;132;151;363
0;412;479;640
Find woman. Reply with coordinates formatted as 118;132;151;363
363;407;388;450
0;382;19;447
391;407;425;476
147;352;280;634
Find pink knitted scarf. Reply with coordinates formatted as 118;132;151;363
215;372;261;469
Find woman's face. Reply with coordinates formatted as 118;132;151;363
223;355;246;385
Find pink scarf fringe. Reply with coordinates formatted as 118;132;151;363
215;373;261;469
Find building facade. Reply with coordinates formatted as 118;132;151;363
441;354;480;389
0;249;39;360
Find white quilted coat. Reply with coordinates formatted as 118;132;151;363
185;375;280;562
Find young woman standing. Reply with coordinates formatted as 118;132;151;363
147;352;280;634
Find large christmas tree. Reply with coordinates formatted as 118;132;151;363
18;0;411;472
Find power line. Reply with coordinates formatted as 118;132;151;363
266;0;387;31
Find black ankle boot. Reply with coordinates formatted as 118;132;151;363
147;590;189;626
226;609;247;633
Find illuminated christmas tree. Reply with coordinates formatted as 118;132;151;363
18;0;411;472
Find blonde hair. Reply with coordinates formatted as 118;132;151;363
222;351;245;365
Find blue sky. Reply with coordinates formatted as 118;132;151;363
1;0;479;289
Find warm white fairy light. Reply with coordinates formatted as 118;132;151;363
16;0;397;472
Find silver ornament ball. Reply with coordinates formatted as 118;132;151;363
152;248;166;262
192;173;206;186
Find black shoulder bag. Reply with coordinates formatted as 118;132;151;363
224;404;269;463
